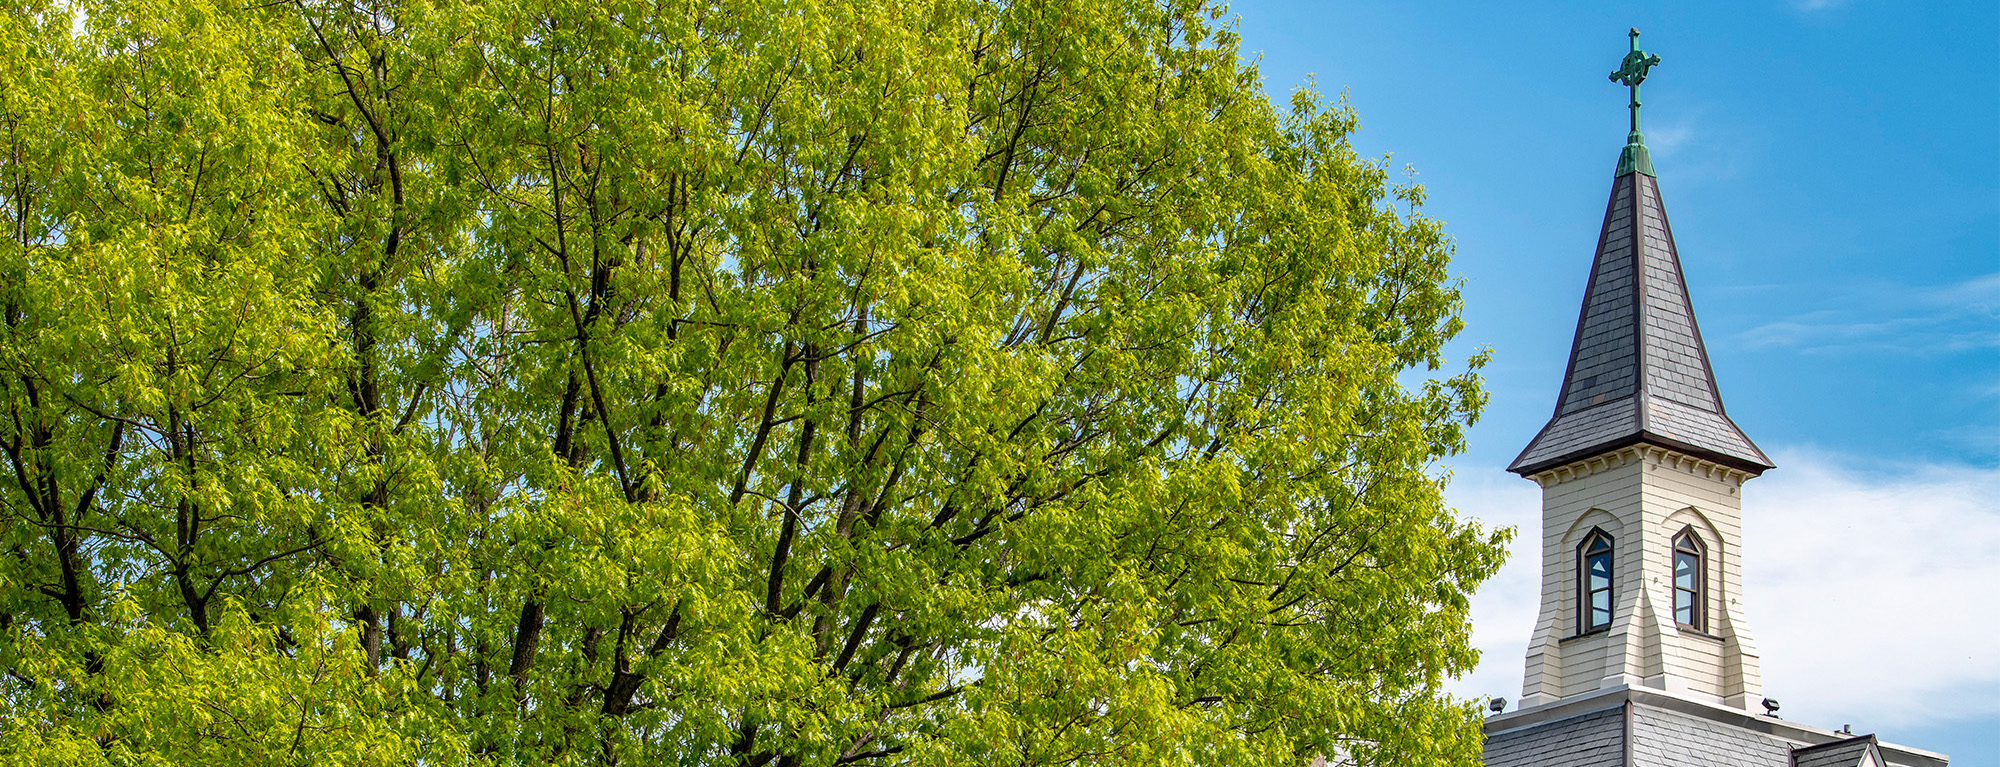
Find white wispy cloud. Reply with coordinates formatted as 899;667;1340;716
1442;448;2000;737
1928;272;2000;312
1642;120;1696;159
1746;448;2000;731
1739;273;2000;355
1638;112;1748;184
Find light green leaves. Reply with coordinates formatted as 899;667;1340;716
0;1;1503;765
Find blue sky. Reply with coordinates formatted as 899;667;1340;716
1226;0;1997;762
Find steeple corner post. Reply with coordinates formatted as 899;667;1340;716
1519;629;1565;709
1621;576;1670;689
1718;595;1765;711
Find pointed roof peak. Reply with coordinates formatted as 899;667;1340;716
1616;140;1656;178
1510;161;1771;476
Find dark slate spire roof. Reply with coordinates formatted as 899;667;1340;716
1509;156;1772;476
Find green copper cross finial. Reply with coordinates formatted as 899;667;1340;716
1609;28;1662;177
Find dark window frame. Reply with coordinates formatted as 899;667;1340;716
1672;527;1707;632
1577;528;1615;635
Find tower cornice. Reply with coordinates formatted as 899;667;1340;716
1525;444;1755;489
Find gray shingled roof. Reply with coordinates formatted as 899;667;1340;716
1483;704;1626;767
1629;702;1793;766
1510;161;1773;476
1482;688;1946;767
1483;701;1795;767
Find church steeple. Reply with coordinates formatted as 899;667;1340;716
1509;29;1770;477
1485;33;1953;767
1509;33;1769;714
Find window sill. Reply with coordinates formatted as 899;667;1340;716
1676;626;1724;642
1561;627;1612;643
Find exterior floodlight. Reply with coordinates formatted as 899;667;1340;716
1762;698;1780;717
1489;698;1507;713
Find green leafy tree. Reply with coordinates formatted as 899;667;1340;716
0;0;1506;764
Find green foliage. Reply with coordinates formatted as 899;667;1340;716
0;0;1506;764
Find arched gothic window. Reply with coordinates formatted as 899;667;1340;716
1578;529;1614;633
1673;528;1706;631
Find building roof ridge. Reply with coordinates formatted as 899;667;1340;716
1791;733;1880;754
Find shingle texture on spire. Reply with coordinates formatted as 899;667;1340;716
1510;165;1772;476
